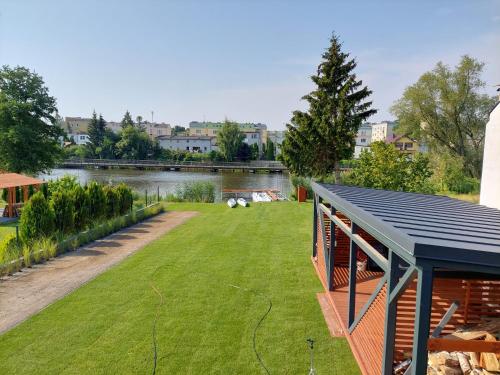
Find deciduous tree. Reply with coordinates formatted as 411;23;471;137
391;55;495;178
217;120;245;162
344;142;435;193
0;66;64;174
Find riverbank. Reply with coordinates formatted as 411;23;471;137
0;202;358;374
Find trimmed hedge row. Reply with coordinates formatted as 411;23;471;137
19;181;134;244
0;203;163;276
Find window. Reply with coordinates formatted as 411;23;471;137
196;129;201;134
395;142;404;150
204;147;207;151
187;139;189;143
360;138;366;143
186;147;189;151
404;143;413;150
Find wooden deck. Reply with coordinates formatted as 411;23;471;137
312;259;385;375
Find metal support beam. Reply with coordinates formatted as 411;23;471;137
312;195;318;258
382;250;400;375
431;301;460;338
348;223;358;327
317;200;329;276
327;205;336;291
389;266;417;302
319;203;388;271
349;274;387;333
411;264;434;375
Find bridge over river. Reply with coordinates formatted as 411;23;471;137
60;159;288;173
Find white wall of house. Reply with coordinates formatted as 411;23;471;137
356;124;372;147
480;100;500;209
158;136;215;153
69;133;90;145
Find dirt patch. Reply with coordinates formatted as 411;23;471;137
0;211;198;334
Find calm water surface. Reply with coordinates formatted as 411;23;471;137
40;168;292;201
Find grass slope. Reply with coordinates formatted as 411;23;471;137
0;202;359;374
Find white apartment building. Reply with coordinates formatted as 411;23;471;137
370;121;397;143
157;135;217;153
189;121;267;154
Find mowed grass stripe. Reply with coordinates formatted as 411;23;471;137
0;202;359;374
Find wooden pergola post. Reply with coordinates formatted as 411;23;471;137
22;185;29;202
7;187;15;218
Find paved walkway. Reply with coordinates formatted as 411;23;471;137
0;210;198;334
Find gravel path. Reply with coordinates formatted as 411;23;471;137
0;210;198;334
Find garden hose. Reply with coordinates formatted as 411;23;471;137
229;284;272;375
150;284;165;375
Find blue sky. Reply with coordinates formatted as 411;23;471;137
0;0;499;129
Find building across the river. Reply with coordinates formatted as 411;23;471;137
157;135;217;153
189;121;267;153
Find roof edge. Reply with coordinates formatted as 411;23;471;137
312;182;417;262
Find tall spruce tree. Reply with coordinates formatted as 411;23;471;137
281;33;376;182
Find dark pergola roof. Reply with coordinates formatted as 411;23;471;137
312;182;500;269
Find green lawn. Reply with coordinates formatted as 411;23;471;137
0;221;17;242
0;202;359;374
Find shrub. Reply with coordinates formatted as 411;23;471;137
103;186;120;219
175;181;215;203
72;184;91;230
51;190;75;234
33;237;57;260
48;175;79;197
0;234;21;275
19;192;56;244
115;183;133;215
86;181;106;220
344;142;436;194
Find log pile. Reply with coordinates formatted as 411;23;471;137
426;320;500;375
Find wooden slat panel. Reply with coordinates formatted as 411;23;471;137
394;278;500;361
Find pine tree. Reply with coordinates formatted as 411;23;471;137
265;139;275;160
281;33;376;181
87;111;100;152
121;110;134;128
87;112;107;158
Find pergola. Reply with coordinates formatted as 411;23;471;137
0;173;45;217
311;183;500;375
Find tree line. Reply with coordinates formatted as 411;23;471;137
69;110;162;160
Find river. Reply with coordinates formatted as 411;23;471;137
40;168;292;201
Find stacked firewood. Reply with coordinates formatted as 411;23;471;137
427;320;500;375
